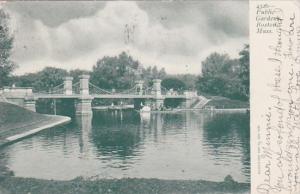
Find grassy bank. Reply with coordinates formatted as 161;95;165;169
0;102;46;131
204;96;249;109
0;176;250;194
0;102;70;147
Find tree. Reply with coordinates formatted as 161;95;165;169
13;73;38;88
196;47;249;101
161;77;186;91
151;66;158;78
140;66;167;87
197;53;235;97
238;44;249;99
31;67;67;92
172;74;198;90
90;52;167;90
14;67;67;92
158;68;167;78
90;52;141;90
201;53;238;78
162;77;186;108
69;69;90;83
0;9;15;87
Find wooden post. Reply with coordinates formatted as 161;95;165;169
54;99;57;115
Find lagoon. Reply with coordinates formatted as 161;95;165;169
0;110;250;183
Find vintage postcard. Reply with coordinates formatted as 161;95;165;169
0;0;295;194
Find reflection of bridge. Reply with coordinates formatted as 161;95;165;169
0;75;209;114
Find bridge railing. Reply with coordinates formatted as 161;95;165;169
161;87;185;96
116;85;138;95
52;83;64;91
37;82;65;95
72;82;80;94
143;86;153;95
89;83;112;95
39;89;65;95
30;78;190;97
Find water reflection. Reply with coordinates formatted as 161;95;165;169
0;151;11;176
1;110;250;183
202;113;250;182
76;114;92;157
140;112;151;125
91;111;141;159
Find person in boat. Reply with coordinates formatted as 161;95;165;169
140;101;152;112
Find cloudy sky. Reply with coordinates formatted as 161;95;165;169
2;1;248;75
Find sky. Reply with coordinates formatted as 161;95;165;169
2;1;249;75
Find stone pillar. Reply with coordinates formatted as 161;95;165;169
79;75;90;95
151;79;164;110
152;98;163;110
24;96;36;112
76;96;93;115
76;75;93;115
182;91;193;109
152;79;161;96
135;80;144;95
152;79;164;110
64;77;73;95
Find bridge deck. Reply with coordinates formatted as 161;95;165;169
34;94;187;99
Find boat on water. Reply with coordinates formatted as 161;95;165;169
145;110;182;113
93;104;134;111
138;105;182;113
141;110;182;113
140;105;151;113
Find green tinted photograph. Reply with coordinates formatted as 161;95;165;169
0;1;249;193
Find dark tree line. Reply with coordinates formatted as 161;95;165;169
0;9;16;87
196;45;249;101
90;52;166;90
12;52;167;92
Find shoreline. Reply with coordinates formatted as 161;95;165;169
201;108;250;113
0;114;71;147
4;115;71;144
137;108;250;114
0;176;250;194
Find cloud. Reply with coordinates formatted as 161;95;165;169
4;1;248;75
5;1;105;27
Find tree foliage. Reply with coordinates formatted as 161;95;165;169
170;74;198;90
90;52;166;90
140;66;166;87
90;52;142;90
238;45;249;99
33;67;68;91
13;52;168;92
69;69;90;83
161;77;186;91
14;67;68;92
196;45;249;101
0;9;16;87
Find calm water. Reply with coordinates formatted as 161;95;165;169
0;110;250;183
